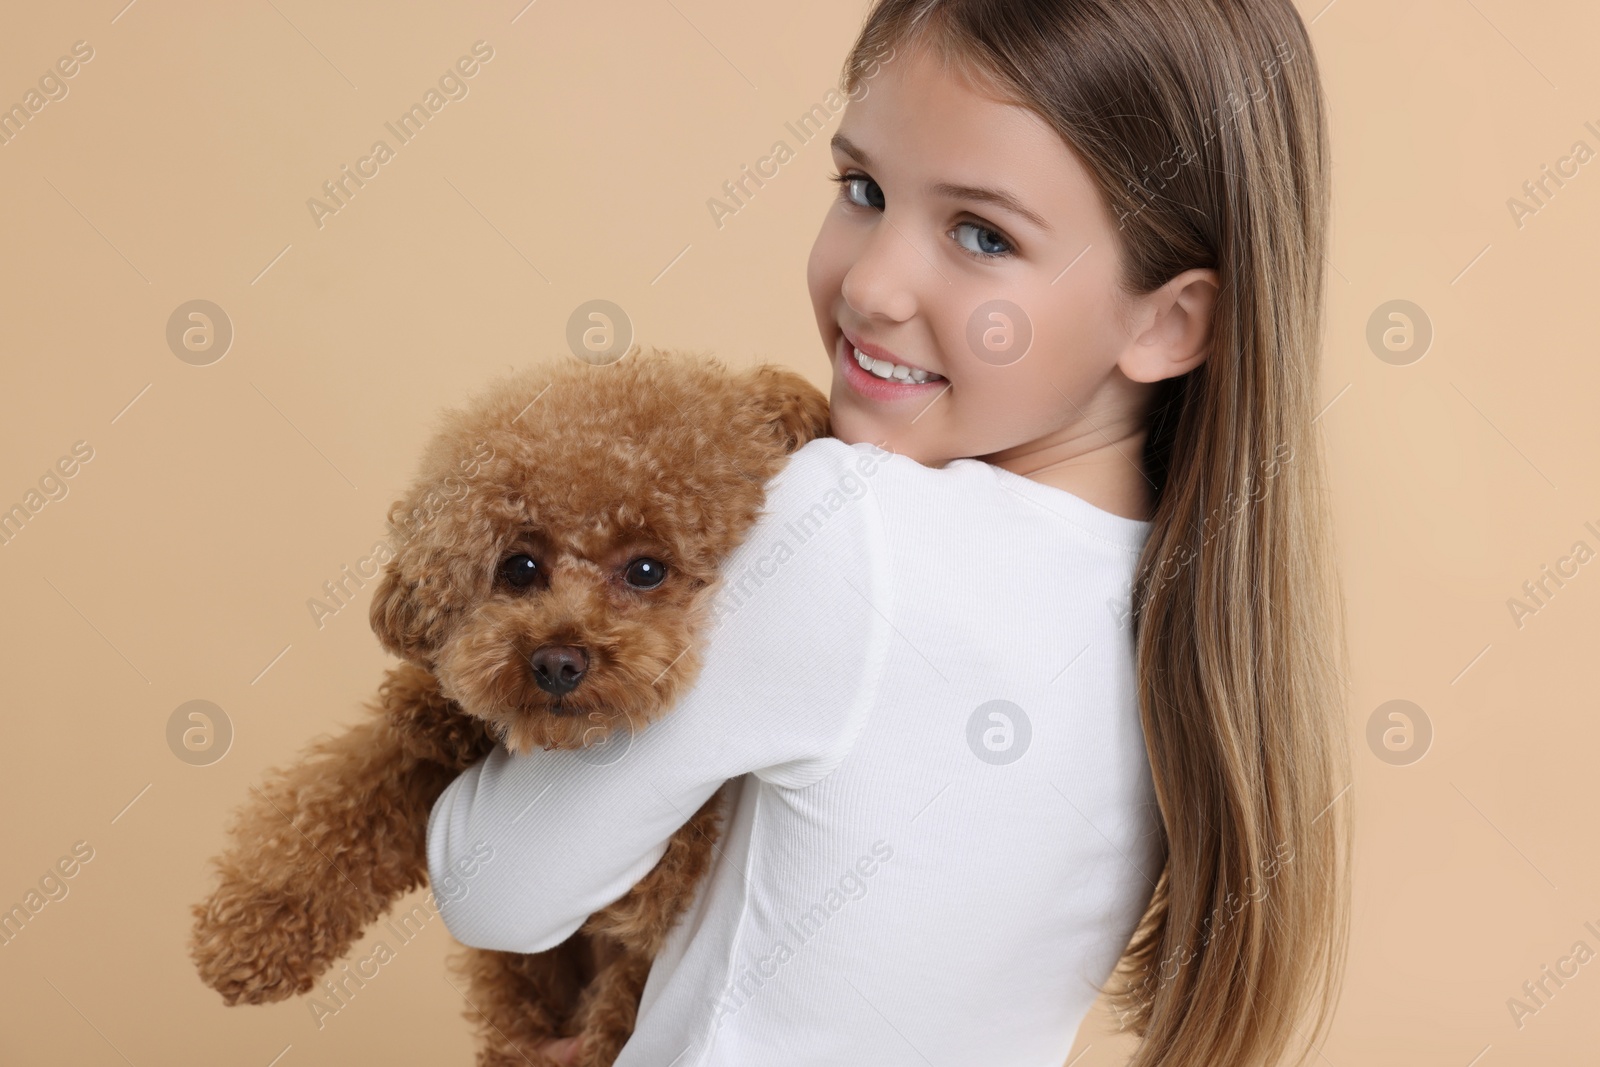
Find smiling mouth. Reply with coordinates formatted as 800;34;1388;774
840;329;946;383
837;332;949;400
850;344;945;383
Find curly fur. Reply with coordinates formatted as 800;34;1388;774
189;345;829;1065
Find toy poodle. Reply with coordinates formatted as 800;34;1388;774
188;344;830;1065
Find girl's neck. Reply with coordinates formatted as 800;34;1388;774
980;429;1153;522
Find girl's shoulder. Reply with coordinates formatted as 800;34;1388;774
966;457;1154;554
788;438;1152;556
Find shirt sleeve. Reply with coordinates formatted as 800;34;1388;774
426;437;894;954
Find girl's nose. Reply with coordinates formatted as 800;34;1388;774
840;220;921;325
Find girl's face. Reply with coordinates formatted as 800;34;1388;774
807;44;1202;472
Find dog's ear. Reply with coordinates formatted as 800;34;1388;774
369;498;457;664
370;563;437;664
742;363;830;454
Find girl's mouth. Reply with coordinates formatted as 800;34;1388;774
836;332;950;403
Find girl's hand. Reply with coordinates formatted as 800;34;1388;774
535;1035;584;1066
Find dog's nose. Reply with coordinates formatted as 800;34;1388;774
529;645;588;696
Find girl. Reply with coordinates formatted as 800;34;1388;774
428;0;1353;1064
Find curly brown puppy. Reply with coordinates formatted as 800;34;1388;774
188;345;829;1066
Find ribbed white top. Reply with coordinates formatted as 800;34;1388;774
428;436;1161;1066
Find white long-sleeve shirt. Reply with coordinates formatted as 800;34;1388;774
427;436;1163;1066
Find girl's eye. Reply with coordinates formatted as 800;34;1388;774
828;171;1014;261
953;221;1013;258
830;170;885;211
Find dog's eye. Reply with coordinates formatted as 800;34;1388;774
498;553;542;590
623;557;668;589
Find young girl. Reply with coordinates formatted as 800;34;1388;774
428;1;1352;1064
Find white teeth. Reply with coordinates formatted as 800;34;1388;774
853;346;943;384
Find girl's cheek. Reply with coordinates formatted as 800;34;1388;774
807;217;845;276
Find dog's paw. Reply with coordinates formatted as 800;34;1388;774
189;885;348;1005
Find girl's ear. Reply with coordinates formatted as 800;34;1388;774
1120;266;1220;384
742;363;831;453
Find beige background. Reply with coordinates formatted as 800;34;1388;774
1;0;1596;1063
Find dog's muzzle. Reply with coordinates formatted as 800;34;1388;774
530;644;589;698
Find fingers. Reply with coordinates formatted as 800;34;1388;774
537;1035;584;1067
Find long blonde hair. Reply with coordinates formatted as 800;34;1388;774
839;3;1354;1064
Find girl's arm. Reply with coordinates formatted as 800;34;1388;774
426;439;893;954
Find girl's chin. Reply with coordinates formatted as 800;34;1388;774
820;413;943;468
821;399;882;447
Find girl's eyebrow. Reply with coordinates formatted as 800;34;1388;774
830;132;1052;234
